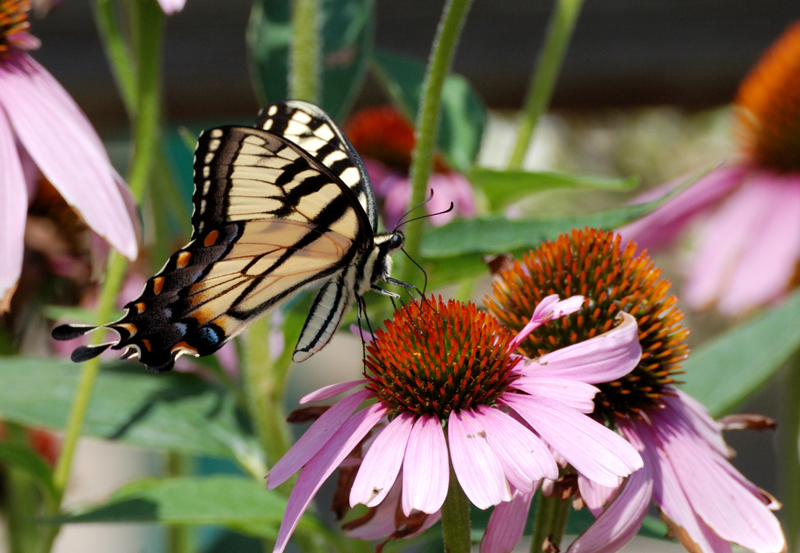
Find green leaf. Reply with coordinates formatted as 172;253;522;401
247;0;373;122
372;49;486;172
681;288;800;417
50;476;307;537
0;358;264;473
469;167;638;211
421;165;712;258
39;306;96;325
0;442;56;499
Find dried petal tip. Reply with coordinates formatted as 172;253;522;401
364;297;517;419
735;21;800;172
486;228;690;421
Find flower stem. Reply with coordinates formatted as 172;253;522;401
507;0;583;170
530;491;571;553
241;317;292;467
290;0;320;103
399;0;474;286
92;0;136;112
780;351;800;552
167;453;195;553
441;461;471;553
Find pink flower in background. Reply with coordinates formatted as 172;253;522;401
267;295;644;553
345;105;476;228
0;0;138;311
156;0;185;15
619;21;800;316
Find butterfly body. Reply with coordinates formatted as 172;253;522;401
52;101;405;372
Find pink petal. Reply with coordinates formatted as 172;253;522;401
0;107;27;304
683;176;774;310
481;488;536;553
0;53;138;260
521;312;640;384
568;462;653;553
476;405;559;487
663;390;729;457
508;294;584;351
346;479;442;540
349;324;375;343
577;475;620;517
512;376;598;412
448;409;511;509
503;394;642;487
351;412;414;507
719;174;800;315
273;403;386;553
267;389;374;488
402;415;449;515
300;379;365;404
618;165;746;251
157;0;186;14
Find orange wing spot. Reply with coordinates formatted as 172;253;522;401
171;341;198;356
141;339;152;352
176;251;192;269
204;230;220;247
116;323;138;337
135;302;146;314
153;277;165;295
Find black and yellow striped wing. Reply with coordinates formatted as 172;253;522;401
53;113;378;372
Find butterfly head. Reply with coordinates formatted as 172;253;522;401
368;230;404;285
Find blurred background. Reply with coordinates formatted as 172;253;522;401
16;0;800;551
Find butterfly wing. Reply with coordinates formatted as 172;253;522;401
257;100;379;232
56;125;373;372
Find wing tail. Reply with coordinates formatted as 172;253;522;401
293;279;352;363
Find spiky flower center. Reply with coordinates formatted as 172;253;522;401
364;298;517;419
735;21;800;172
0;0;30;54
486;228;689;421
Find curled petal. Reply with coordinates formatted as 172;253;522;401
508;294;584;351
268;390;374;488
0;53;138;260
481;488;536;553
448;409;511;509
351;412;413;507
568;462;653;553
402;415;449;515
523;312;641;384
300;379;365;404
504;394;642;487
0;107;27;308
577;475;620;517
273;403;387;553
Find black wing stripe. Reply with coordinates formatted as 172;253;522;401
293;278;351;362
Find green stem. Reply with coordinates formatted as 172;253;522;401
6;424;43;553
507;0;583;170
530;491;571;553
441;461;471;553
399;0;474;285
289;0;320;103
92;0;136;114
167;453;195;553
241;317;291;467
780;352;800;552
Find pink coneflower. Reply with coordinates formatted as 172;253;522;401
484;228;785;553
619;21;800;316
0;0;138;311
267;295;644;552
345;105;476;228
155;0;185;15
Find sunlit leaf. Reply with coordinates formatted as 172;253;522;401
372;49;486;172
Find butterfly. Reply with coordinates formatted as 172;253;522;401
52;100;408;373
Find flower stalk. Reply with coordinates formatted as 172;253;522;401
401;0;474;285
441;459;472;553
780;352;800;552
529;492;571;553
289;0;320;103
507;0;584;170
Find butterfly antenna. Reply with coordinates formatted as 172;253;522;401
394;189;435;231
395;201;455;230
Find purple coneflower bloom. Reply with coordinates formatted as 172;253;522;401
345;105;476;228
0;0;138;310
484;228;785;553
267;294;644;552
619;21;800;316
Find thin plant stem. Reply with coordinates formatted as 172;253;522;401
530;491;571;553
399;0;474;286
241;317;292;467
441;461;471;553
167;453;195;553
290;0;320;103
92;0;136;112
780;352;800;552
507;0;584;170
